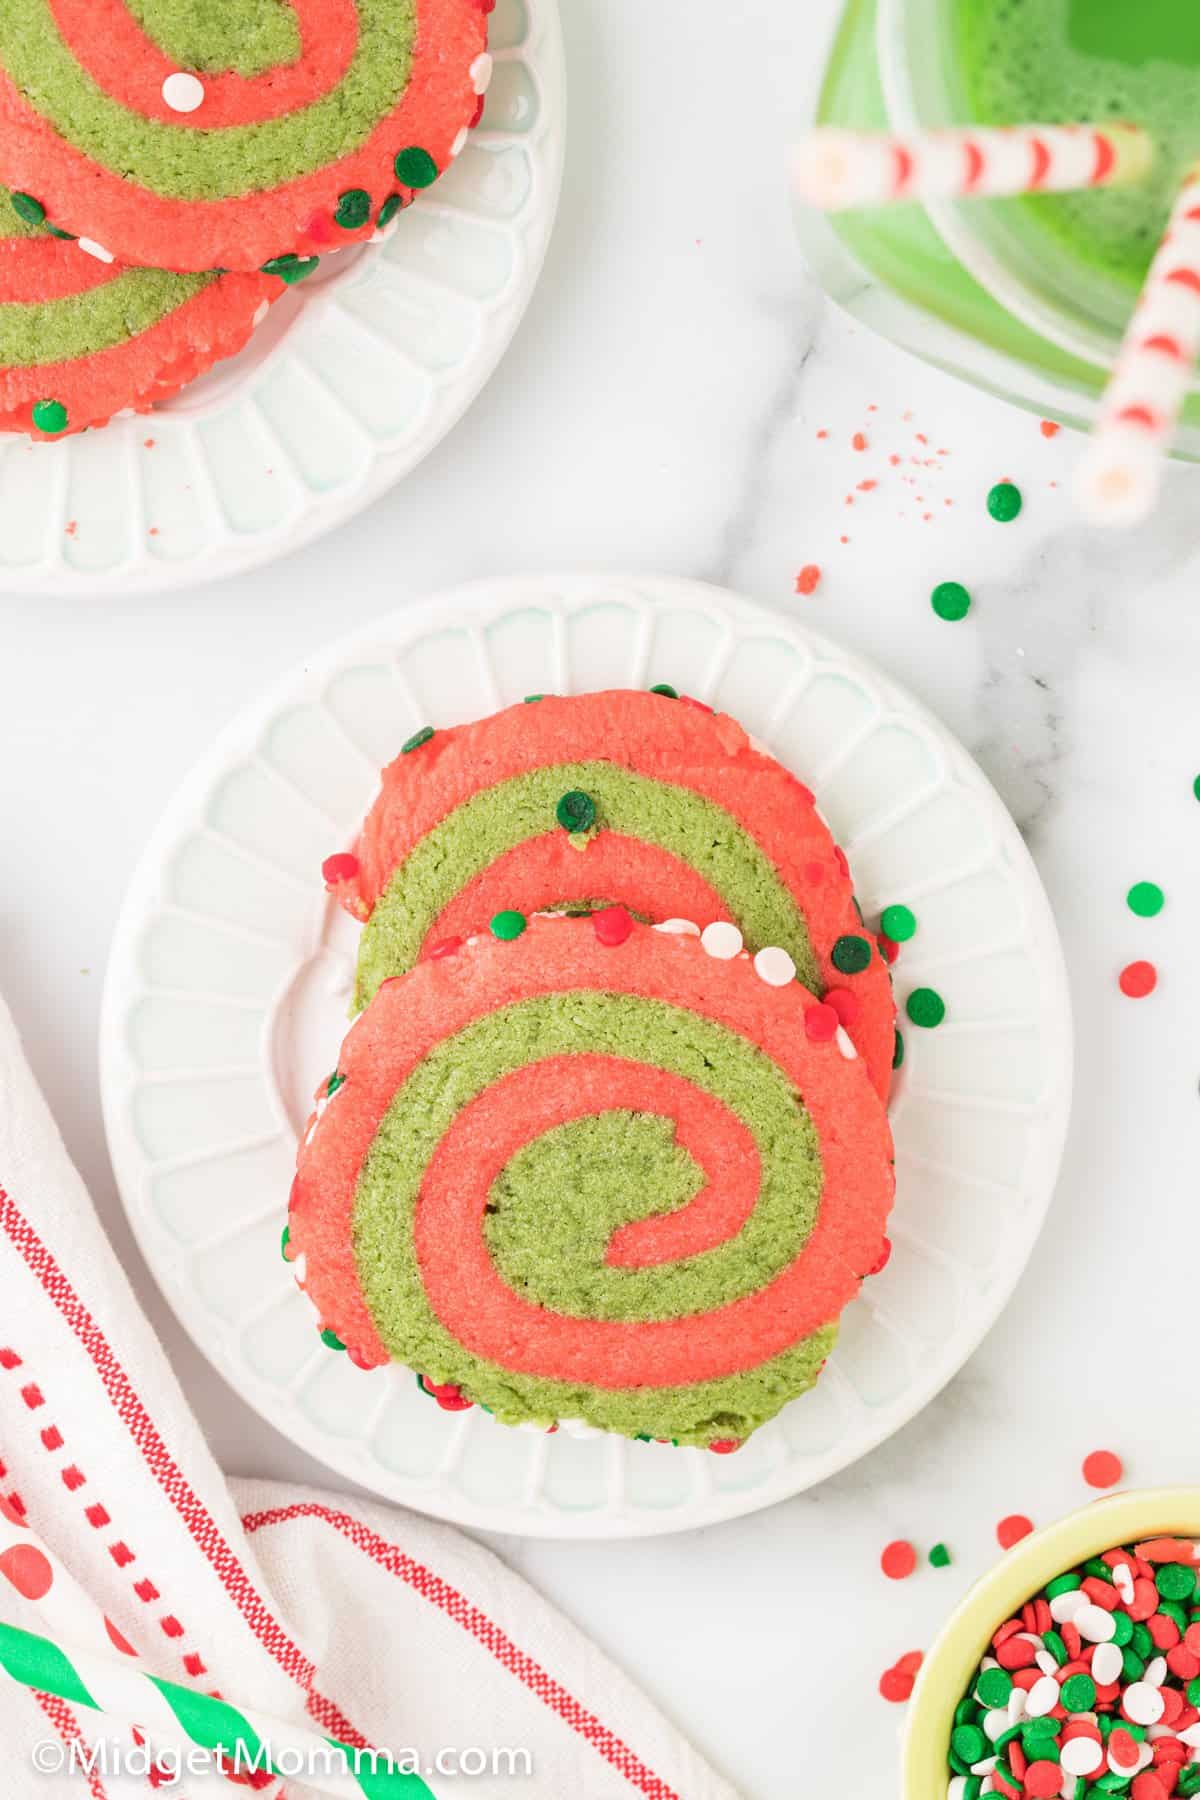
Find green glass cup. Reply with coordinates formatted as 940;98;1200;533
794;0;1200;453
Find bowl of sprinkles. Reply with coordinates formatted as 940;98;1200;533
903;1490;1200;1800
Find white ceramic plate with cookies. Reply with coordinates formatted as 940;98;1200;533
0;0;564;598
100;573;1073;1538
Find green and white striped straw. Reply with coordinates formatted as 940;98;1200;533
0;1617;432;1800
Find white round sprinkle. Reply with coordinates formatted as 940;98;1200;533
969;1758;996;1777
982;1710;1008;1743
1006;1687;1027;1723
251;300;270;328
1025;1675;1060;1718
451;126;469;157
654;918;701;937
292;1252;307;1285
1178;1722;1200;1748
1123;1680;1165;1725
700;921;743;960
753;946;795;988
1061;1737;1103;1778
1076;1602;1117;1643
1145;1654;1168;1688
78;238;114;263
1091;1641;1123;1686
1034;1650;1058;1677
948;1781;968;1800
470;52;493;94
1113;1564;1135;1604
1049;1589;1090;1624
162;71;205;113
835;1025;858;1061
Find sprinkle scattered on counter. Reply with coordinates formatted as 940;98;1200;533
880;1650;924;1704
1127;882;1165;918
906;987;946;1028
987;481;1023;523
852;431;868;451
932;581;972;622
1040;419;1061;438
1119;960;1158;999
1082;1449;1124;1490
996;1514;1034;1550
882;1540;919;1581
795;564;822;596
930;1543;952;1569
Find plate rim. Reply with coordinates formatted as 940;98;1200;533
99;572;1075;1538
1;0;567;600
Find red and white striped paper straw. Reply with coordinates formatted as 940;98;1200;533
1076;162;1200;526
792;123;1152;211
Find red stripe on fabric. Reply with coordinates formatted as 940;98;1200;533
891;143;914;198
1115;404;1160;429
0;1187;366;1749
1166;267;1200;295
1091;132;1115;186
962;141;984;192
242;1502;682;1800
34;1693;110;1800
1142;333;1187;361
1029;137;1051;188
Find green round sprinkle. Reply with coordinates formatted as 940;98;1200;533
1188;1676;1200;1707
32;398;68;435
47;225;76;240
395;146;439;188
881;903;917;942
1042;1628;1067;1665
1061;1672;1095;1711
489;909;527;941
319;1327;346;1351
556;790;596;832
929;1541;952;1569
1158;1563;1196;1601
892;1028;904;1070
950;1726;986;1765
334;188;372;230
523;693;545;704
906;987;946;1028
831;934;872;974
11;191;45;226
1121;1646;1145;1681
931;580;971;622
976;1667;1012;1707
1023;1716;1059;1741
376;193;402;229
1194;773;1200;802
402;726;435;754
650;683;678;698
1127;881;1164;917
1110;1609;1133;1645
987;481;1022;522
261;253;320;284
280;1225;291;1261
1046;1574;1082;1598
326;1071;345;1097
1160;1599;1189;1633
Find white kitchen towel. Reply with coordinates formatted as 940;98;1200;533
0;995;736;1800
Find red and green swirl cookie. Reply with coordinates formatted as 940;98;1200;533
0;187;277;436
0;0;491;272
287;913;895;1446
326;689;896;1099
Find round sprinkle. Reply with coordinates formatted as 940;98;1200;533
1025;1674;1060;1716
1092;1640;1124;1685
1127;881;1164;918
931;580;971;622
1123;1680;1165;1724
401;726;435;754
592;906;633;947
1194;772;1200;802
1060;1672;1096;1711
1119;960;1157;998
927;1542;950;1569
879;1666;915;1704
866;1238;891;1276
334;188;372;230
988;481;1023;522
319;1327;346;1352
1024;1763;1064;1798
261;253;319;284
881;1540;917;1580
321;851;359;884
700;921;744;960
997;1514;1034;1550
523;693;545;704
32;398;68;436
78;238;114;263
162;71;205;112
376;193;403;230
655;919;701;936
395;146;439;188
649;683;678;698
805;1003;839;1043
470;51;494;93
556;789;596;832
1158;1563;1196;1601
906;987;946;1028
753;946;796;988
835;1026;858;1061
892;1029;905;1069
976;1668;1012;1708
1082;1449;1124;1490
489;909;527;941
880;903;917;942
950;1724;986;1763
1061;1737;1103;1779
280;1225;291;1262
831;934;872;974
11;192;45;226
795;564;822;596
1076;1602;1117;1642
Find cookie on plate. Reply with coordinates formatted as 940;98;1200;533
324;688;896;1098
0;186;279;436
286;911;895;1448
0;0;491;273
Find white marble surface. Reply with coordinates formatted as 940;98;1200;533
4;4;1200;1796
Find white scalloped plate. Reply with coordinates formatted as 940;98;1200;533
100;575;1073;1538
0;0;564;598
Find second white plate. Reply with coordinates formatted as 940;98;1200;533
100;574;1073;1537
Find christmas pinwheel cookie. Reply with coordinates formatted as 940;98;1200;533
0;0;492;273
0;186;278;437
324;688;897;1098
286;912;895;1447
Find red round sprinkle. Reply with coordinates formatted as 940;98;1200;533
346;1346;375;1370
881;1540;917;1580
0;1544;53;1600
995;1635;1038;1670
1024;1762;1061;1799
1109;1728;1139;1767
795;564;822;597
428;936;464;960
1119;960;1157;998
1083;1449;1124;1489
1131;1775;1168;1800
824;987;861;1027
867;1238;892;1277
1040;419;1061;438
708;1439;741;1454
1148;1612;1180;1649
592;906;633;947
877;933;899;964
878;1667;914;1703
894;1650;924;1677
996;1514;1034;1550
805;1003;839;1042
321;852;359;884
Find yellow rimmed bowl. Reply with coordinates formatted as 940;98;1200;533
902;1488;1200;1798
